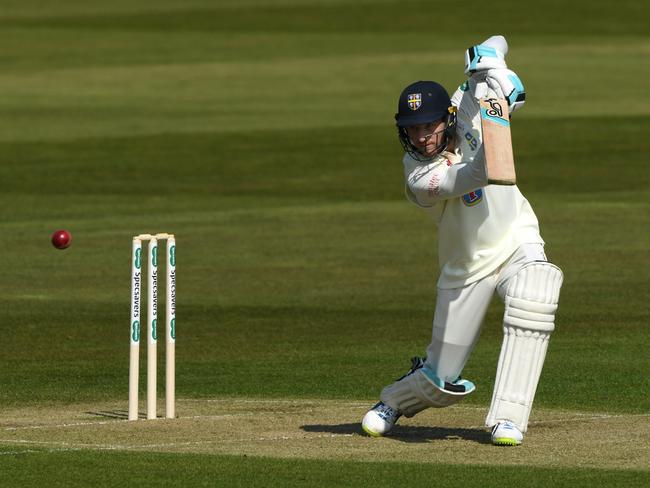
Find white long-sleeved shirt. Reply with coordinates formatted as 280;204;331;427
403;84;543;289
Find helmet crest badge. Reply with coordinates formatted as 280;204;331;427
407;93;422;110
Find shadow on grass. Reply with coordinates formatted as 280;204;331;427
301;423;491;444
86;410;131;420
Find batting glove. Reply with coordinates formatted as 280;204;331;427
485;68;526;113
464;35;508;75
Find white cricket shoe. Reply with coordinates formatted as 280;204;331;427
362;401;401;437
491;421;523;446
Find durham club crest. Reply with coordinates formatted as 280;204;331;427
408;93;422;110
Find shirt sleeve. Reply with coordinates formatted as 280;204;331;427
403;148;487;207
453;83;484;162
403;158;448;208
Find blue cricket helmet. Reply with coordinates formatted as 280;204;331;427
395;81;457;160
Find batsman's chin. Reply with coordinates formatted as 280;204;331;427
418;146;443;158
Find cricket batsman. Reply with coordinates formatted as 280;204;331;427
361;36;563;446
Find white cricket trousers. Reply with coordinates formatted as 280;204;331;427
425;243;547;381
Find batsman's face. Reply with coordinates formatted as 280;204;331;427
406;119;446;156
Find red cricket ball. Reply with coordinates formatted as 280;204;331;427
51;230;72;249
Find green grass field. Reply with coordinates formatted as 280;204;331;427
1;0;649;486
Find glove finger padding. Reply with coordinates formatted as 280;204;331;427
464;35;508;75
485;68;526;113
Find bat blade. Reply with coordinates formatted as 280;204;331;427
479;97;516;185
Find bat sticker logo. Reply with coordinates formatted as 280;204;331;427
408;93;422;110
480;99;510;128
486;99;503;117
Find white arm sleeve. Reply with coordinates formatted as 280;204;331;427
404;160;447;208
404;149;487;207
437;148;487;197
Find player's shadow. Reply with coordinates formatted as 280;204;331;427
301;423;491;444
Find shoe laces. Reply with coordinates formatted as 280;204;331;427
492;421;517;434
374;402;400;422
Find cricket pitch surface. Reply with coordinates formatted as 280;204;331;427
1;398;647;470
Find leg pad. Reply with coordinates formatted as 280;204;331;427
486;262;563;432
381;367;475;418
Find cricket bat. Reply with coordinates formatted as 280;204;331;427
479;97;516;185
